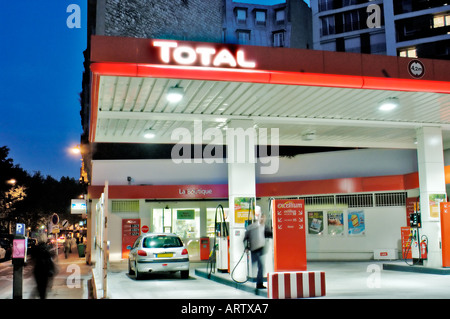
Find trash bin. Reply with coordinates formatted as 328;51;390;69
200;237;210;261
77;244;86;257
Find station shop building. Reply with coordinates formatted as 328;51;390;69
84;35;450;271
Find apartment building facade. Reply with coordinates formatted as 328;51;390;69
312;0;450;59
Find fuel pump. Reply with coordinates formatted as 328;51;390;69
404;199;428;265
207;204;229;278
231;198;254;283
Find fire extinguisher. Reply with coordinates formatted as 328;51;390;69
420;237;428;260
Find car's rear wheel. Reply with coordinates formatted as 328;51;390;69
180;270;189;279
128;260;135;275
135;261;142;280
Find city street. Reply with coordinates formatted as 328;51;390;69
0;245;90;299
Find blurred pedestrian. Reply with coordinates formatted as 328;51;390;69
31;234;56;299
64;237;71;259
243;212;272;289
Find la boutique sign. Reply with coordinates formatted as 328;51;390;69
153;40;256;69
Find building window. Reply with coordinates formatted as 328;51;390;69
343;10;360;32
255;10;266;26
275;9;285;24
321;15;336;36
398;48;417;58
433;14;450;28
237;30;251;44
273;31;285;47
236;8;247;24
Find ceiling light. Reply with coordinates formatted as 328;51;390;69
143;129;156;139
378;98;399;111
301;130;316;141
167;85;184;103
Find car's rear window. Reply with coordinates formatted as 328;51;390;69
143;235;182;248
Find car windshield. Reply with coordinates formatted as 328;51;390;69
143;235;182;248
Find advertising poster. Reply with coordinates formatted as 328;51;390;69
308;211;324;235
348;210;365;235
327;211;344;236
429;194;446;218
272;199;306;271
234;197;255;224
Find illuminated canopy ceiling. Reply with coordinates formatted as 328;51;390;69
89;36;450;150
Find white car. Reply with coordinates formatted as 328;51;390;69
128;233;189;280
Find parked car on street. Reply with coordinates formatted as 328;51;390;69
0;247;6;260
0;237;12;261
128;233;189;279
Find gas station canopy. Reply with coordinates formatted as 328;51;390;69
89;35;450;149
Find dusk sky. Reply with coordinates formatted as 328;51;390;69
0;1;87;180
0;0;309;181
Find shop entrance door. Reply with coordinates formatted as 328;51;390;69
152;208;172;233
152;206;201;260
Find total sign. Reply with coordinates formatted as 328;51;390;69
153;40;256;69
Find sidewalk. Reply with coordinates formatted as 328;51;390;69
43;248;93;299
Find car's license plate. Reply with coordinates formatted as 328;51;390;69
156;253;173;258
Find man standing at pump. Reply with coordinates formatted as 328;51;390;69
244;210;272;289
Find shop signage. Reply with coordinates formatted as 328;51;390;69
272;199;306;271
177;210;195;220
71;199;87;214
153;40;256;69
178;187;213;197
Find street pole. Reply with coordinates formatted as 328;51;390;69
12;223;27;299
12;258;24;299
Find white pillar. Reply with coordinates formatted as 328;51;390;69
227;120;256;281
416;127;446;268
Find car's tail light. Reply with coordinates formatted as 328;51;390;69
137;250;147;256
181;248;188;255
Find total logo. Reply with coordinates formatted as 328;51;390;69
153;40;256;69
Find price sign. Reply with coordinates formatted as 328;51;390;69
122;219;141;259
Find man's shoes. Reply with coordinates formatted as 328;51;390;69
256;284;266;289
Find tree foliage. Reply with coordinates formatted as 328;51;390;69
0;146;86;234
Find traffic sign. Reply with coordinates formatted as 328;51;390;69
15;223;25;236
51;214;59;225
62;219;69;229
142;225;149;233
